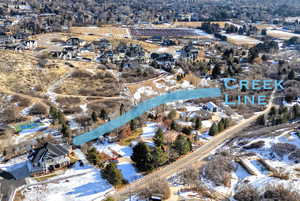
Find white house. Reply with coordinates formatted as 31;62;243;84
206;101;219;112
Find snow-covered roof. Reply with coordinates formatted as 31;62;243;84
207;101;218;109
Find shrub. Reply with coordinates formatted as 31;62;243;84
234;185;260;201
181;127;192;135
243;140;265;150
56;97;81;105
263;184;300;201
272;143;297;157
168;110;177;120
271;169;290;180
201;156;234;186
71;70;92;78
179;168;199;187
289;149;300;162
101;162;126;186
62;107;82;115
10;95;31;107
28;103;48;115
103;197;115;201
0;107;17;123
139;180;171;200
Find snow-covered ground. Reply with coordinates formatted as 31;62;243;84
93;141;142;183
267;29;300;40
224;34;261;45
0;154;28;172
94;142;133;159
165;127;300;200
133;86;158;101
141;122;159;140
22;162;113;201
117;161;142;182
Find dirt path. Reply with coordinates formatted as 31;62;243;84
0;88;49;111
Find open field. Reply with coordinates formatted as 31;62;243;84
32;31;160;52
70;26;130;39
267;30;300;40
225;34;261;47
253;24;279;30
0;50;69;94
130;28;208;38
154;21;240;29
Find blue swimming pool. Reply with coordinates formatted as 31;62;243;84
73;88;221;145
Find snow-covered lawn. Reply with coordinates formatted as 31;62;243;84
117;161;142;182
133;86;158;101
141;122;159;140
93;143;142;183
224;34;261;46
94;142;133;159
235;162;251;180
0;155;28;172
22;162;113;201
267;30;300;40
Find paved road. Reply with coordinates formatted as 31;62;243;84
112;92;275;199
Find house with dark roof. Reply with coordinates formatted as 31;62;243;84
27;143;70;175
179;44;200;62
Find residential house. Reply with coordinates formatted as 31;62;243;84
161;39;176;46
51;47;77;60
66;37;84;47
27;143;70;175
0;34;10;45
180;44;200;62
206;101;219;112
151;52;175;66
93;39;112;51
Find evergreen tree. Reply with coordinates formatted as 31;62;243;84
61;123;70;138
257;114;266;125
174;135;191;155
130;119;139;131
87;148;102;166
170;120;178;131
218;119;225;132
91;111;98;122
182;127;192;135
209;123;218;136
293;105;300;119
224;118;230;128
101;162;125;186
212;64;221;79
288;70;295;80
99;109;108;120
49;105;58;119
194;118;202;130
269;106;277;118
131;142;154;171
120;103;125;115
153;128;164;147
152;147;168;168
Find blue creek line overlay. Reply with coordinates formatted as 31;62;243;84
73;88;221;145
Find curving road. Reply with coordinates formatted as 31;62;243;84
111;91;275;199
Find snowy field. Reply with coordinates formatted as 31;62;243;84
141;122;159;140
224;34;261;46
93;142;142;183
22;162;113;201
267;30;300;40
93;142;133;159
